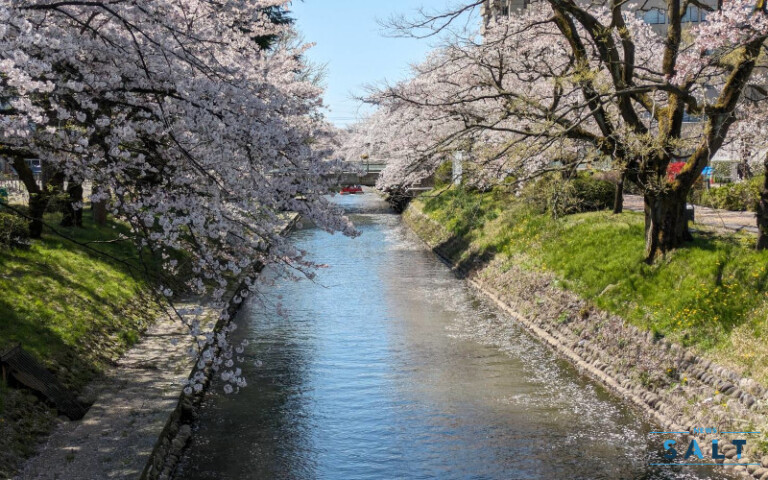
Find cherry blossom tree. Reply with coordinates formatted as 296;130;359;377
1;0;354;392
362;0;768;262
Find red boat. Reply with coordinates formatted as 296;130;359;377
340;185;364;195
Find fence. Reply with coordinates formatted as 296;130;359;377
0;176;33;205
0;176;92;207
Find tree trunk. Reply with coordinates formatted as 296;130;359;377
61;182;84;227
11;158;45;238
757;154;768;250
92;183;108;226
47;171;66;214
643;191;691;263
613;173;625;214
28;193;47;238
737;160;752;181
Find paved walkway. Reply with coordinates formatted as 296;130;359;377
15;214;298;480
16;303;214;480
624;194;759;234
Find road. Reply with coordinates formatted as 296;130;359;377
624;194;759;234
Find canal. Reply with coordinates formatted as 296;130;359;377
177;193;727;480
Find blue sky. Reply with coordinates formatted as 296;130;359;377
290;0;477;127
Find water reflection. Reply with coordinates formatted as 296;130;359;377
177;193;729;480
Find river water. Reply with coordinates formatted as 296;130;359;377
177;193;727;480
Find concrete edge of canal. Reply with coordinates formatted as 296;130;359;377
402;203;768;480
140;214;300;480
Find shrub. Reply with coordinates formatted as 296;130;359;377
524;172;615;217
433;160;454;188
696;175;763;212
592;170;620;184
712;161;736;184
45;191;72;215
0;212;30;249
570;174;615;212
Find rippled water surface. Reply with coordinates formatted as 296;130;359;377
178;193;729;480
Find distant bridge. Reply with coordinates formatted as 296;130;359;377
325;163;386;187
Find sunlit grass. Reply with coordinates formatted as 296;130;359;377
0;210;162;390
418;187;768;381
0;206;188;477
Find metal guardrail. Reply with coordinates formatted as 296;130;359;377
357;163;386;174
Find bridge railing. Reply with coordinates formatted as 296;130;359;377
356;163;386;174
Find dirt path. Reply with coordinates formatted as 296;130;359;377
624;194;759;234
15;303;214;480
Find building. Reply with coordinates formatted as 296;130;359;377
481;0;530;22
482;0;714;33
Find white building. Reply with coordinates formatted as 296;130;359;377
482;0;715;26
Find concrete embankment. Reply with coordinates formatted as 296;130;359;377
403;202;768;480
15;214;299;480
140;213;300;480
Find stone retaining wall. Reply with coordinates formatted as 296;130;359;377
403;204;768;480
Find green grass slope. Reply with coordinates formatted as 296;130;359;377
0;210;162;477
415;188;768;383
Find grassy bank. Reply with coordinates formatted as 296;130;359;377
0;209;163;477
414;187;768;383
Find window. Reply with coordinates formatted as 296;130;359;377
643;8;667;24
682;112;702;123
682;5;700;22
